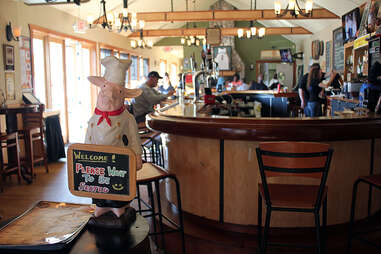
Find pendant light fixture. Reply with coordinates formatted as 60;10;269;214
274;0;313;18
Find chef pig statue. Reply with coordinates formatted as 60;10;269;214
85;56;143;229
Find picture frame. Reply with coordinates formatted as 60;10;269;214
332;27;344;73
5;72;15;100
3;44;15;71
206;28;221;46
368;0;381;34
213;46;232;71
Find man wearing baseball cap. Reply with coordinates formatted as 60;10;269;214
132;71;175;123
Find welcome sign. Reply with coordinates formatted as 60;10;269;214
67;144;137;201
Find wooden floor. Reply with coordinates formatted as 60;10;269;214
1;161;381;254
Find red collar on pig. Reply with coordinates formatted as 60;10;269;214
94;105;125;127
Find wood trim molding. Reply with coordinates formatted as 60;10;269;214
29;24;96;45
136;8;339;22
129;27;312;38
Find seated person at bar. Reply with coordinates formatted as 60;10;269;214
132;71;175;123
236;78;250;91
367;60;381;113
249;74;268;90
229;73;242;88
158;72;175;95
298;63;336;117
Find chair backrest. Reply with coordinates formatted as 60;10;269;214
256;142;333;208
23;104;44;132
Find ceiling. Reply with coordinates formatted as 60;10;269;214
51;0;368;44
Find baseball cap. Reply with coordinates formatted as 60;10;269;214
148;71;163;79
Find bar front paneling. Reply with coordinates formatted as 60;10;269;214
148;100;381;228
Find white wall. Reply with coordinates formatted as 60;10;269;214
0;0;182;104
301;21;342;74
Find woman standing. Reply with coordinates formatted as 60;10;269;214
158;72;175;94
298;63;336;117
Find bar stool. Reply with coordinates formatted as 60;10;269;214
140;129;164;168
256;142;333;254
21;104;49;178
136;163;185;254
347;174;381;252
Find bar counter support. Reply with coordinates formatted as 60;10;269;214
368;138;375;216
219;139;224;223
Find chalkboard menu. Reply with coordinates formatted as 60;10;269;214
332;27;344;73
67;144;137;201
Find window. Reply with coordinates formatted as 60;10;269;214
170;63;178;87
130;55;139;87
160;59;167;77
139;57;144;80
120;53;130;85
32;38;46;105
100;48;112;76
143;58;149;78
65;41;93;143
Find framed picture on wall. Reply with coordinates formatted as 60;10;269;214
5;72;15;100
213;46;232;71
3;44;15;71
206;28;221;46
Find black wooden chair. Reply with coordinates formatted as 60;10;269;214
0;131;22;187
256;141;333;254
347;174;381;252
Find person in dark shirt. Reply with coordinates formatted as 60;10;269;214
330;73;344;89
298;63;336;117
269;73;280;89
249;74;268;90
367;61;381;113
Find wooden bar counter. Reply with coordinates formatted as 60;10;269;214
146;99;381;228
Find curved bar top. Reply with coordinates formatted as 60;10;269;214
147;100;381;228
147;101;381;141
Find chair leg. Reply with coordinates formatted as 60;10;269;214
347;180;360;253
27;131;34;179
323;197;327;253
171;175;186;254
258;193;262;251
43;153;49;173
137;184;142;215
147;183;158;246
15;134;21;183
261;206;271;254
154;180;166;251
315;211;322;254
